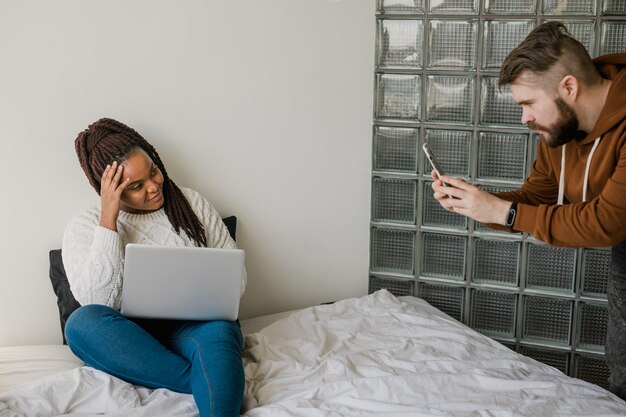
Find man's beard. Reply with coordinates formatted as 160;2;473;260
528;97;583;148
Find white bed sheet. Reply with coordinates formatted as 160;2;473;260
1;291;625;417
242;290;626;416
0;345;83;393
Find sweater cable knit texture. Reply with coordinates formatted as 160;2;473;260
62;187;246;309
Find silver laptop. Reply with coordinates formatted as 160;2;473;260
121;244;244;321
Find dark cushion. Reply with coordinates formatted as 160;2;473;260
49;249;81;344
49;216;238;344
222;215;237;242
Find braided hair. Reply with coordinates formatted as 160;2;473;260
74;118;207;247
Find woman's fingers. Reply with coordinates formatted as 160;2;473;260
112;162;123;180
100;164;112;191
116;177;131;194
111;163;128;193
101;161;125;195
103;162;118;182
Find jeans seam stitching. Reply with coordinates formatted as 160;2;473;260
176;335;214;416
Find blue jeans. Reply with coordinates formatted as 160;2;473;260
607;238;626;400
65;304;244;417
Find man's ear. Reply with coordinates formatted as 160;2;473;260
558;74;579;104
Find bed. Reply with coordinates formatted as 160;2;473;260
2;290;626;416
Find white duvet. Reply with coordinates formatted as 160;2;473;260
2;290;626;416
0;366;197;417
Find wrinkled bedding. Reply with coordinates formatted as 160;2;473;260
2;290;626;416
1;366;197;417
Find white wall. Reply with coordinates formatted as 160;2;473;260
0;0;375;346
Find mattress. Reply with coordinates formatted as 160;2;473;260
1;292;625;417
0;345;83;393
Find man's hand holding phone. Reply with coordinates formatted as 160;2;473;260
423;143;513;225
423;142;453;199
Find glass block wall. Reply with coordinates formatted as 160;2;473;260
370;0;625;388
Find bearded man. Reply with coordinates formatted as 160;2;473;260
431;21;626;399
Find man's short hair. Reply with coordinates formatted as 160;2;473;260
499;22;601;90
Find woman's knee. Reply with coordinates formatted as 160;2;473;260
65;304;119;344
183;320;243;347
210;320;242;341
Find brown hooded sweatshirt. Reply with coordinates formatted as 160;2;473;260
496;53;626;248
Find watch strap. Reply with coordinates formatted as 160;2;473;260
505;201;518;229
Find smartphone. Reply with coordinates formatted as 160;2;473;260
422;142;452;197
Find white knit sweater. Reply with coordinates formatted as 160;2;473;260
62;187;246;309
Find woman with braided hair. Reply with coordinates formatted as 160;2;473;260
62;117;246;417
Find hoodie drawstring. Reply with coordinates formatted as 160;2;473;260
557;137;601;205
558;145;566;205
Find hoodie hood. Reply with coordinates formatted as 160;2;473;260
594;53;626;78
581;53;626;144
556;54;626;205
